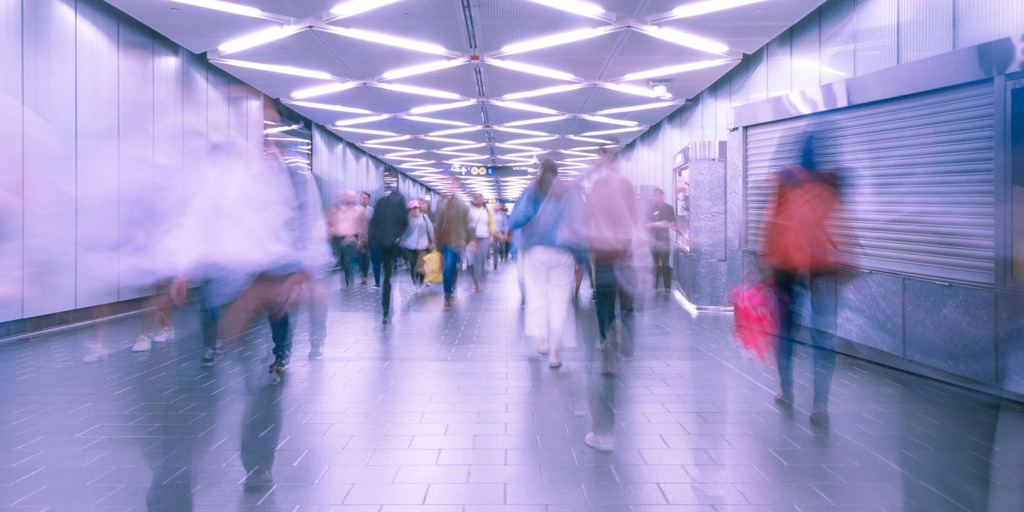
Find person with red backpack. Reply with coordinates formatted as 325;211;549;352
762;135;841;427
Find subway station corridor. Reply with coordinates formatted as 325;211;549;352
2;266;1023;511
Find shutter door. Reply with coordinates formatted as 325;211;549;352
745;81;995;285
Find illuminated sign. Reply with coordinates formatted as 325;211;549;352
450;164;533;177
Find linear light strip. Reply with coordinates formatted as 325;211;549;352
320;26;453;56
503;115;568;127
622;58;736;81
668;0;766;20
409;100;477;114
291;81;360;100
170;0;263;18
381;58;467;80
213;59;333;80
638;26;729;55
329;0;403;19
500;27;607;55
595;101;678;115
502;83;586;100
284;100;373;114
580;115;638;127
485;59;579;82
376;83;463;99
217;25;302;55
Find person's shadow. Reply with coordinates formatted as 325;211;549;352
240;368;285;495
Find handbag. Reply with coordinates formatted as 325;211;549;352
728;281;778;361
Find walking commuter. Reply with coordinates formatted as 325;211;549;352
762;135;841;427
400;200;435;290
509;158;587;369
435;193;469;308
492;204;510;270
358;191;377;286
587;148;639;375
326;190;365;289
646;187;676;292
467;194;494;291
369;188;408;324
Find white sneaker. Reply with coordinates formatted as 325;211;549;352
83;344;108;362
584;432;613;452
132;335;152;352
151;327;174;342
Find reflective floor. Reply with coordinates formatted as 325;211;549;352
2;265;1023;511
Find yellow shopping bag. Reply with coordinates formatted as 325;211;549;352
423;250;443;283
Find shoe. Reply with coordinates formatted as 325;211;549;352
83;344;108;363
308;345;324;360
519;298;526;309
548;358;562;369
775;392;794;408
132;335;153;352
584;432;613;452
537;341;550;355
809;406;830;427
151;327;174;342
372;284;381;289
361;277;367;284
444;296;453;309
213;339;225;355
199;348;216;367
269;356;289;373
244;468;273;493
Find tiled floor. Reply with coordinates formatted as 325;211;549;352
2;263;1023;511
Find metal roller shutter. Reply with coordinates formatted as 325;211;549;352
745;81;995;285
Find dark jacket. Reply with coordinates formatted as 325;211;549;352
369;191;409;249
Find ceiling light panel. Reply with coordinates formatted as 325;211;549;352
667;0;767;20
291;81;361;100
402;116;472;126
328;0;404;20
284;100;374;115
409;100;478;115
380;58;468;80
498;26;609;56
502;83;587;100
638;26;729;55
334;114;391;126
622;58;736;81
485;59;580;82
428;126;484;136
318;26;454;56
375;83;463;99
169;0;264;18
216;24;302;55
212;58;334;79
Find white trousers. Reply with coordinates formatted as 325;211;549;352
523;246;576;350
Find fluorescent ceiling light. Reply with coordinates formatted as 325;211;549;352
365;135;412;144
263;123;302;134
501;27;607;55
424;136;478;144
447;155;491;161
442;143;487;151
503;115;569;127
580;115;639;127
381;58;467;80
581;126;643;136
496;143;542;151
490;100;561;115
169;0;262;17
330;0;403;18
525;0;604;18
323;26;451;55
595;101;678;115
291;81;360;100
284;100;373;114
428;126;483;136
497;155;535;162
561;149;596;157
267;136;310;142
213;59;333;80
639;26;729;55
409;100;477;114
403;116;472;126
335;114;390;126
669;0;766;19
383;156;430;162
385;150;425;157
568;135;613;144
502;83;586;100
331;126;397;136
486;59;579;82
493;126;550;136
217;25;301;55
623;58;735;81
437;150;487;157
377;83;462;99
601;82;670;99
564;156;600;161
504;136;557;144
363;144;414;151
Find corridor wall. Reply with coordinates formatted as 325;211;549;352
0;0;266;325
311;125;387;209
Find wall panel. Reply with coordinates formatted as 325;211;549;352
76;0;121;307
854;0;898;74
790;11;821;90
117;19;155;300
955;0;1024;48
820;0;857;78
766;30;792;97
22;0;77;317
0;0;24;321
898;0;953;64
153;37;184;286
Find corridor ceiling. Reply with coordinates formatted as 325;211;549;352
104;0;826;199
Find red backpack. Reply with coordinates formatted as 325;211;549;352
763;165;840;274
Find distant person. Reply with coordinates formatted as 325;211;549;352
400;200;434;290
646;187;675;292
435;193;469;309
510;158;586;368
467;193;494;291
492;204;510;270
368;188;408;324
762;134;841;427
326;190;365;289
358;191;378;287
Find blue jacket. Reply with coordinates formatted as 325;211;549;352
509;181;587;253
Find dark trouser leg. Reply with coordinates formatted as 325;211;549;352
341;242;358;286
809;274;836;409
270;313;291;361
370;241;382;286
359;248;369;279
442;246;460;299
403;248;419;284
774;270;797;398
594;262;617;340
381;246;398;317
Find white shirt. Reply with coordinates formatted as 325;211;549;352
468;205;490;239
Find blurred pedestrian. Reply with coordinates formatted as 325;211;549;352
762;134;841;427
369;188;408;324
510;158;587;368
587;148;639;375
492;204;510;270
435;193;469;309
358;191;377;286
467;193;495;291
400;199;435;290
646;187;675;292
327;190;365;289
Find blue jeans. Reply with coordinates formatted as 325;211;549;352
441;245;461;299
774;270;835;409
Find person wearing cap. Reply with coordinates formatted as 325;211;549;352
400;199;435;290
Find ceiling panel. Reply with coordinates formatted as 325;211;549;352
210;63;334;102
471;0;607;54
478;66;573;98
224;29;348;78
506;30;627;82
314;29;452;79
391;64;481;99
103;0;281;54
325;0;469;53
